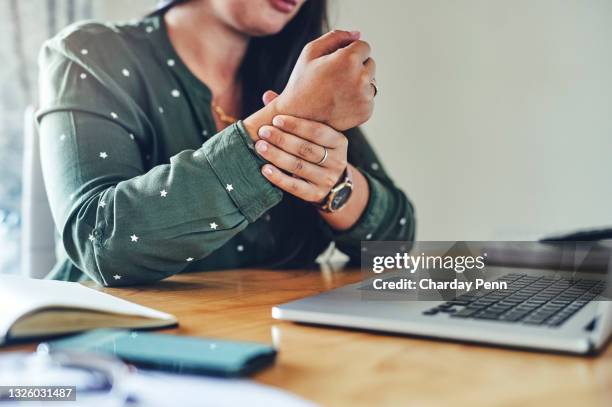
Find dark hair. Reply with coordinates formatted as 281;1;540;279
156;0;328;116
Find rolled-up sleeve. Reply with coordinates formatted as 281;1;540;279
39;110;281;286
37;31;282;286
205;121;281;222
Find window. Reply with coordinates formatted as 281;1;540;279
0;0;152;275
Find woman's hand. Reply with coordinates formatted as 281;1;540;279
242;30;375;144
255;115;348;204
274;30;377;131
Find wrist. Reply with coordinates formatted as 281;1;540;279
319;165;369;231
272;92;295;116
315;166;353;213
242;98;283;142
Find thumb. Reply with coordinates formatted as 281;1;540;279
305;29;360;58
262;90;280;106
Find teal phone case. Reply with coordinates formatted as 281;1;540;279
40;329;277;377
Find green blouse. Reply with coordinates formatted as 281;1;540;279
36;14;415;286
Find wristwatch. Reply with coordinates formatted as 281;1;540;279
316;167;353;213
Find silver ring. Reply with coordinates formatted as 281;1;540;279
316;147;329;166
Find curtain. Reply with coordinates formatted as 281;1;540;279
0;0;95;274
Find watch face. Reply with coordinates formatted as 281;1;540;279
330;185;353;211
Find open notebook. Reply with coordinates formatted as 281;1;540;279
0;275;177;345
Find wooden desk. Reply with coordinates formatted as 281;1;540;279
3;268;612;406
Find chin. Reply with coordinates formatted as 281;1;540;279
242;20;290;37
214;0;304;37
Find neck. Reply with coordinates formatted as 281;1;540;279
164;2;249;101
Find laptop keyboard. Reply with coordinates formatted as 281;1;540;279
423;273;606;327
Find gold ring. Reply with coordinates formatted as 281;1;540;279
316;147;329;166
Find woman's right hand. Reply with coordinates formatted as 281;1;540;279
275;30;376;131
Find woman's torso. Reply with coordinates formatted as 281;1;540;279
43;15;330;281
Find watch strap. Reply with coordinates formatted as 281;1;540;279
315;167;353;213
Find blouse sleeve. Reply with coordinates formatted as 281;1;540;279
330;127;416;262
37;28;282;286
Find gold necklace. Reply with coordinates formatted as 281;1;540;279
213;103;237;126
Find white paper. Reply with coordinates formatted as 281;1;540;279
0;360;317;407
122;370;318;407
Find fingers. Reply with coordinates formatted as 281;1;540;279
363;58;377;98
305;29;360;58
259;126;326;164
342;39;371;62
255;139;328;181
257;114;351;203
270;115;347;149
261;165;326;203
364;57;376;80
262;90;279;106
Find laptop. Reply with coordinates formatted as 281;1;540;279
272;241;612;355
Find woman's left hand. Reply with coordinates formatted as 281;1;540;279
255;115;348;204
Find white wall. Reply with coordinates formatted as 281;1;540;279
333;0;612;240
103;0;612;240
97;0;154;20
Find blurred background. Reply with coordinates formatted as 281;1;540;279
1;0;611;274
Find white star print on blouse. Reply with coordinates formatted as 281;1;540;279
88;234;95;242
113;274;122;280
158;106;164;114
160;189;168;197
186;257;194;262
171;89;180;98
99;201;106;208
130;234;139;242
210;222;218;230
99;152;108;159
80;49;88;55
202;130;209;136
371;163;379;171
80;73;87;79
129;133;135;140
122;68;130;77
146;26;154;33
365;233;373;240
225;184;233;192
399;217;406;226
167;59;175;67
110;112;118;119
237;245;244;252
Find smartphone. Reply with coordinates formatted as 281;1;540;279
39;329;277;377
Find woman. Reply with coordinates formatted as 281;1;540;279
37;0;415;286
